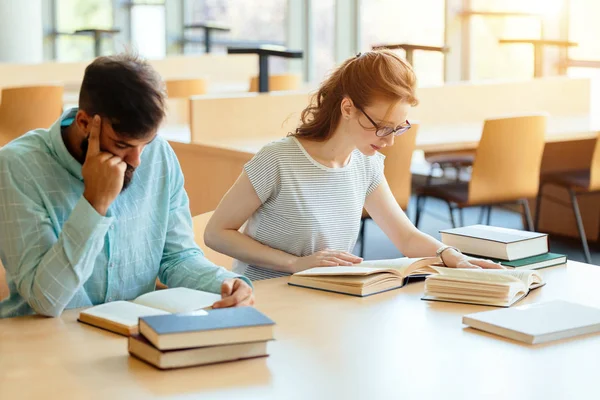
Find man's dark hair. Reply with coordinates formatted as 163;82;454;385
79;53;166;138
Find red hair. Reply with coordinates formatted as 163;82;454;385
293;49;418;141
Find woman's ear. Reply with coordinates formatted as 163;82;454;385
340;97;354;120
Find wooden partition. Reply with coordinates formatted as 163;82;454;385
412;76;595;124
169;141;253;216
189;92;311;143
187;76;595;146
0;54;258;91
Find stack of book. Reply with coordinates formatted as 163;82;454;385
129;307;275;369
76;287;275;369
439;224;567;270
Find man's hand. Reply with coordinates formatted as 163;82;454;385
82;115;126;216
212;279;255;308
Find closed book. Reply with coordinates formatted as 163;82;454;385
467;252;567;270
288;257;443;297
139;307;275;351
463;300;600;344
128;334;269;370
440;225;548;261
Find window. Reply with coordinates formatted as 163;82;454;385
55;0;113;61
312;0;335;82
360;0;445;86
467;0;564;80
129;0;166;59
184;0;287;73
567;0;600;79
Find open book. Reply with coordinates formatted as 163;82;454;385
77;287;221;336
423;268;545;307
288;257;443;297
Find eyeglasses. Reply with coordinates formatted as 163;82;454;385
357;107;411;137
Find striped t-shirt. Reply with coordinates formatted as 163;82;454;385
233;136;385;280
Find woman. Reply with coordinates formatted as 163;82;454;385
205;50;501;280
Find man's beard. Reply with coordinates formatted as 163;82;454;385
81;138;135;191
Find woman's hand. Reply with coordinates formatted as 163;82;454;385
441;249;505;269
291;250;363;273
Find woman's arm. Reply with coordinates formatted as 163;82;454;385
364;179;503;269
204;172;361;273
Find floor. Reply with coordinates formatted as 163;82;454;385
357;195;599;265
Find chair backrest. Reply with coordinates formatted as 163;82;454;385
378;124;419;210
0;85;64;146
587;133;600;191
249;74;301;92
164;79;208;125
0;259;8;301
169;141;253;216
166;78;207;98
468;114;547;205
192;211;235;270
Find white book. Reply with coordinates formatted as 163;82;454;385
78;287;221;336
462;300;600;344
440;224;548;261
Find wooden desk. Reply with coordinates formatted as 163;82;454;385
371;43;448;67
184;22;231;53
416;115;600;153
1;261;599;399
227;46;303;93
73;28;121;58
498;39;578;78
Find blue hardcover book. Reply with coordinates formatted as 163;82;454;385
139;307;275;350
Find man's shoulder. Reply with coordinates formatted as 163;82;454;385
0;131;52;170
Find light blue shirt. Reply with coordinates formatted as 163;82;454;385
0;108;250;318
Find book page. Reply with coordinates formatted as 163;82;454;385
478;269;544;287
294;266;400;277
431;268;543;288
133;287;222;313
295;258;442;278
80;301;168;327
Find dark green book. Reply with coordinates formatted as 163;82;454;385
468;252;567;270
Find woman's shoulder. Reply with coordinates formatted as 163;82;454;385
254;136;302;159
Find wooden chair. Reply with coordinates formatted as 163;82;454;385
535;132;600;264
164;79;208;125
165;78;207;98
415;115;547;231
249;74;301;92
0;85;64;146
422;151;477;225
0;259;8;301
169;141;253;216
192;211;235;270
358;124;419;256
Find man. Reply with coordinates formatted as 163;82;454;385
0;54;253;318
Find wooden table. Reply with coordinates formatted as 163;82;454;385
371;43;448;67
73;29;121;58
227;46;303;93
498;39;578;78
1;261;600;399
416;115;599;153
184;22;231;53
